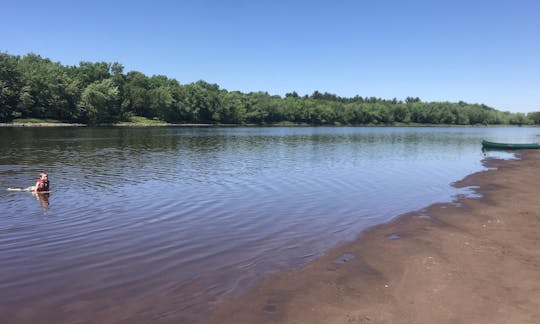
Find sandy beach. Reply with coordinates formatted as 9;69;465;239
204;151;540;324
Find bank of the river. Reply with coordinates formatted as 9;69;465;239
204;151;540;324
0;122;87;127
1;122;532;128
0;122;241;127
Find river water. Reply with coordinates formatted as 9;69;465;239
0;126;537;323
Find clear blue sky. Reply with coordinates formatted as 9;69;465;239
1;0;539;113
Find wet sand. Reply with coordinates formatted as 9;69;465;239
204;151;540;324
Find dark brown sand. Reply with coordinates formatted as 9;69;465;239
204;151;540;324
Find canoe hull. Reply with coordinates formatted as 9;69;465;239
482;140;540;149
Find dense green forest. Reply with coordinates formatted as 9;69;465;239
1;52;539;125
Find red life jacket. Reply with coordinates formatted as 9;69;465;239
37;178;50;192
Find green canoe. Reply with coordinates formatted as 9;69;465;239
482;140;540;149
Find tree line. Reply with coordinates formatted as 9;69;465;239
1;52;538;125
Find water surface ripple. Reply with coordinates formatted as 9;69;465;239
0;126;534;322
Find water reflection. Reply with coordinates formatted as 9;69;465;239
33;192;50;208
1;126;539;323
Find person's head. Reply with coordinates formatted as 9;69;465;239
40;172;48;180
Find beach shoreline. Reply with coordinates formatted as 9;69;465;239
203;151;540;324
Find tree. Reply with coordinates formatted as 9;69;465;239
0;52;22;121
219;91;246;124
527;111;540;124
285;91;299;98
122;71;151;118
509;113;529;125
148;86;175;121
406;96;421;103
393;104;411;123
77;61;111;86
79;79;119;124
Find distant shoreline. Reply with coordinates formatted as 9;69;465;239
0;122;217;127
0;123;87;127
1;122;535;128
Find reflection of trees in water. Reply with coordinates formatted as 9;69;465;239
0;127;282;190
0;126;533;192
